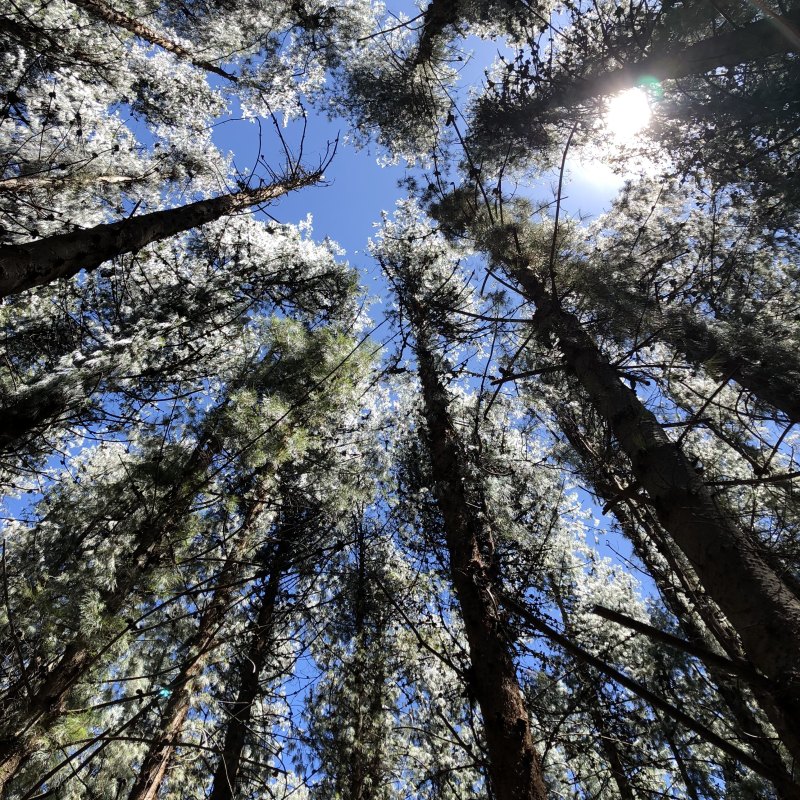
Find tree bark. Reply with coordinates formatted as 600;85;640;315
409;301;547;800
125;490;270;800
500;251;800;763
557;408;799;796
553;10;800;107
660;306;800;423
66;0;239;82
0;172;320;299
207;535;291;800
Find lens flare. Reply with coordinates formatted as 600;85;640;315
606;88;651;142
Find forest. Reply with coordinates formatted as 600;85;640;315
1;0;799;798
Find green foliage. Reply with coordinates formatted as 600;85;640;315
2;1;799;799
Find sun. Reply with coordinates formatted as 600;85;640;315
605;88;652;143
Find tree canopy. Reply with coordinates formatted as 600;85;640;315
2;0;800;798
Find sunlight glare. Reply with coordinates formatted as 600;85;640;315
606;88;651;143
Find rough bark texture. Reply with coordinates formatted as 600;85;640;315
207;536;290;800
409;303;547;800
503;254;800;763
0;173;319;298
66;0;239;81
554;10;800;107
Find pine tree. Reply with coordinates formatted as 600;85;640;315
3;0;800;796
374;203;547;800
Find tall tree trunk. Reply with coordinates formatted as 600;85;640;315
0;172;320;299
0;439;217;792
584;279;800;422
340;522;388;800
495;248;800;762
124;490;270;800
207;534;292;800
66;0;238;82
558;409;799;795
410;0;461;67
552;10;800;107
615;509;799;795
408;301;547;800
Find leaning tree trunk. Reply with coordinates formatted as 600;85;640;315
408;299;547;800
0;437;218;792
555;409;799;796
207;534;293;800
496;246;800;765
581;276;800;422
0;171;320;298
551;9;800;108
612;503;800;795
66;0;238;81
125;489;271;800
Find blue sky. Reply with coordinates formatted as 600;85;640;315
211;31;627;276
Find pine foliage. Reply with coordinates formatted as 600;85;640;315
2;0;800;798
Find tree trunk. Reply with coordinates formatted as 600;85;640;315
0;172;320;298
409;302;547;800
501;253;800;763
556;409;800;797
0;439;217;792
66;0;238;82
342;523;388;800
661;305;800;423
125;490;270;800
582;277;800;422
553;10;800;107
207;535;292;800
